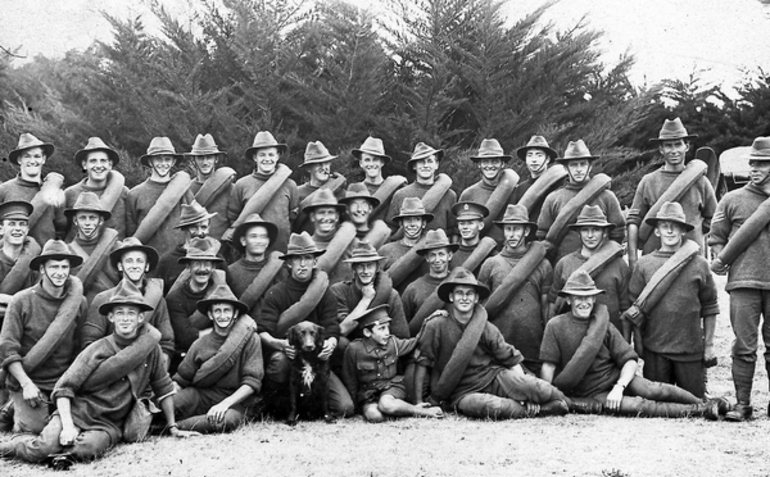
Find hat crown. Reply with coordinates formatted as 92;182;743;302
399;197;428;216
145;136;177;155
347;240;379;259
500;204;530;224
524;135;551;150
420;229;452;251
654;201;687;223
749;137;770;158
82;137;110;151
189;133;223;155
304;141;334;162
184;237;221;260
15;133;46;151
410;142;442;161
251;131;281;149
115;236;145;251
562;140;594;160
574;205;611;227
343;182;372;199
40;239;73;257
356;304;391;328
177;200;214;227
285;231;323;256
70;191;110;215
562;269;601;294
303;188;341;210
357;136;386;156
106;280;147;309
473;138;507;158
202;284;240;307
656;118;692;141
452;201;488;219
437;267;490;302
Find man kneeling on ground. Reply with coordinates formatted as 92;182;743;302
173;285;263;433
540;269;728;419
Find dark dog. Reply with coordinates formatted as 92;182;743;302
286;321;332;425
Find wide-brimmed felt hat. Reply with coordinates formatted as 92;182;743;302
196;284;248;315
139;137;183;167
355;304;392;328
568;205;615;230
174;200;217;229
178;237;224;264
9;133;55;165
437;267;490;303
99;280;154;315
344;240;385;263
470;138;511;162
0;200;33;221
280;231;326;260
644;201;695;232
338;182;380;208
746;137;770;162
556;140;599;163
299;141;337;168
30;239;84;270
452;201;489;221
74;137;120;167
416;229;459;256
64;191;112;220
558;269;606;297
185;133;227;157
391;197;434;223
494;204;536;228
232;213;278;249
407;142;444;167
649;118;697;143
352;136;391;163
516;135;558;161
301;188;346;214
109;237;160;271
245;131;287;159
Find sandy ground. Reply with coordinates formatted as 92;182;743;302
2;275;770;477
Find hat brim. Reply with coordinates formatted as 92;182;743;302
516;146;558;161
416;242;460;256
408;149;445;165
568;221;615;230
99;300;154;316
339;195;381;208
301;203;346;214
393;212;434;223
648;134;698;143
184;151;227;158
279;249;325;260
352;149;392;163
299;156;338;168
557;288;606;297
30;253;84;270
10;143;55;165
174;211;219;229
470;154;512;162
64;208;112;221
493;219;537;228
344;254;386;264
644;217;695;232
231;220;278;248
437;281;490;303
109;244;160;272
178;255;225;264
140;153;183;167
555;155;599;163
196;297;248;316
245;144;288;158
75;148;120;167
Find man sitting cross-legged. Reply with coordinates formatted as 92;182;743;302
0;281;197;469
173;285;263;434
540;269;728;418
414;267;571;419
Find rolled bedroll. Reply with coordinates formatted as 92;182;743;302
132;171;192;244
316;222;358;274
28;172;64;231
386;234;429;288
363;220;391;249
552;240;623;313
99;170;126;213
461;236;497;272
299;173;347;210
194;167;236;207
716;195;770;266
370;175;407;219
0;238;41;295
389;173;452;241
517;165;568;212
223;164;293;240
275;269;330;336
484;240;547;316
239;251;284;310
482;169;519;232
545;174;612;249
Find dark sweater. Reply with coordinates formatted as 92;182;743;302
227;257;288;318
258;274;340;339
0;175;66;245
154;243;231;295
401;274;446;324
387;181;457;235
166;281;218;354
459;178;515;244
189;177;232;241
126;178;190;257
63;178;129;240
329;279;409;340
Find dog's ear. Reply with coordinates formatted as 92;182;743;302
287;325;298;346
313;323;325;349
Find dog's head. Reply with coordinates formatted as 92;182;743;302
287;321;325;355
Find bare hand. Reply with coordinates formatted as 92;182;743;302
525;402;541;417
207;402;230;424
361;284;376;300
704;343;717;368
170;427;201;438
605;385;624;413
318;338;336;361
21;382;42;408
710;258;729;275
283;341;296;360
59;425;79;446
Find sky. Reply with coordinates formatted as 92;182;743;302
2;0;770;91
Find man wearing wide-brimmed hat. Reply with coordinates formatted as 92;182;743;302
258;231;354;417
0;280;197;467
478;204;552;375
540;269;726;419
227;131;298;253
155;200;229;295
330;240;409;342
126;136;192;258
185;133;233;241
537;139;625;263
413;267;571;419
294;141;347;234
511;135;566;223
0;133;66;246
173;284;262;434
401;229;458;324
548;205;630;330
165;237;228;373
63;136;128;240
709;136;770;421
387;142;457;235
339;182;381;239
353;136;403;225
626;202;718;399
626;118;717;270
378;197;433;292
65;191;122;302
0;201;40;304
459;138;516;243
0;239;87;434
84;237;174;370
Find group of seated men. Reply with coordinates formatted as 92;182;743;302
1;117;769;468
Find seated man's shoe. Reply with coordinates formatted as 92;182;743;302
704;400;721;421
724;402;753;422
712;397;731;416
538;399;569;417
47;453;75;471
568;397;604;415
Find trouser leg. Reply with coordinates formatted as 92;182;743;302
327;372;354;418
671;359;706;399
455;392;527;420
175;387;245;433
627;375;701;405
596;394;707;418
2;414;63;463
729;289;762;405
69;429;113;461
491;369;566;404
642;350;675;385
11;389;53;434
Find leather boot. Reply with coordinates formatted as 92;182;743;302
568;397;604;414
537;399;569;417
637;400;710;418
725;402;753;422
